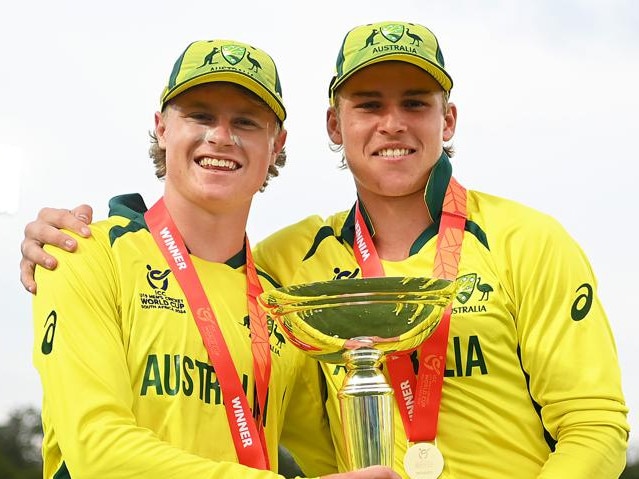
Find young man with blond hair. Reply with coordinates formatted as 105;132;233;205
27;36;398;479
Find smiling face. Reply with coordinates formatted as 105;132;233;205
155;82;286;213
327;61;456;205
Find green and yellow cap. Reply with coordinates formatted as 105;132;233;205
329;21;453;105
161;39;286;121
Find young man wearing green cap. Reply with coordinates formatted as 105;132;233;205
27;37;399;479
253;21;629;478
20;21;629;479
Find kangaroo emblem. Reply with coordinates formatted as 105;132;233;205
360;29;379;50
200;47;220;67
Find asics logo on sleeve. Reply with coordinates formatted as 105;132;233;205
571;283;593;321
41;310;57;355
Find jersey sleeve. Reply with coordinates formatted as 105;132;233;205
498;213;630;477
31;229;307;479
279;354;337;476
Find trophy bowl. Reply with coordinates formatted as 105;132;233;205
258;276;457;471
258;276;457;363
258;277;456;470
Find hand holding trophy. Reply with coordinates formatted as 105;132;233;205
259;276;457;476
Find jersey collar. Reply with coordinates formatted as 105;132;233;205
108;193;247;268
341;151;453;253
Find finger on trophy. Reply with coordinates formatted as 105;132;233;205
321;465;401;478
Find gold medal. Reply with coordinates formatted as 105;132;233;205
403;442;444;479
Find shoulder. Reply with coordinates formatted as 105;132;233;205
255;214;327;262
258;210;352;254
36;219;121;302
468;189;569;240
260;214;328;244
254;211;350;284
42;213;146;274
466;190;591;276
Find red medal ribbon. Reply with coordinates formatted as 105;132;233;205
353;177;467;443
145;198;270;469
354;204;385;277
245;237;272;434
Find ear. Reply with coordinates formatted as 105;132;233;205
271;128;287;165
154;111;167;149
443;102;457;142
326;107;343;145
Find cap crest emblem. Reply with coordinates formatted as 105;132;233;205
221;45;246;66
380;24;404;43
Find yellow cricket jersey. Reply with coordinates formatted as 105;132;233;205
32;194;336;479
253;154;630;479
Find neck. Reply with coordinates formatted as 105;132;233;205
163;191;250;263
358;190;432;261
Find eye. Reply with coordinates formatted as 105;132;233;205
233;117;261;129
188;112;214;122
403;99;428;109
355;100;381;111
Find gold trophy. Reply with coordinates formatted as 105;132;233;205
259;276;456;472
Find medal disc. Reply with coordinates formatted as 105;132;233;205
403;442;444;479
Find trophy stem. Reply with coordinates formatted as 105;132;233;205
338;346;394;470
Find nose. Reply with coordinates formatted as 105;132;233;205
378;106;407;135
204;122;235;146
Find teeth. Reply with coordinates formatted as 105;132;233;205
377;148;411;158
198;157;238;170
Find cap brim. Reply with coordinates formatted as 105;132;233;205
330;54;453;104
162;71;286;122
